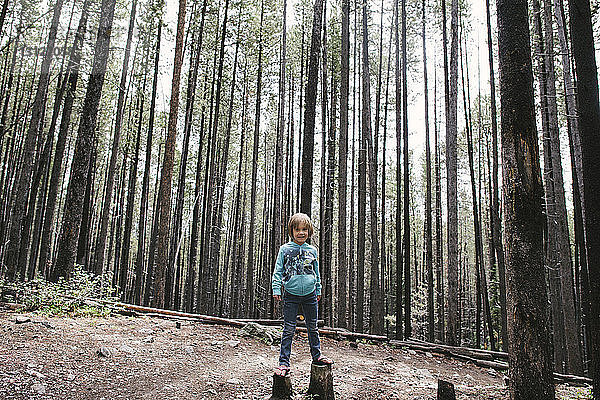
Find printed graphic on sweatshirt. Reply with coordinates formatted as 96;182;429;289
282;247;316;282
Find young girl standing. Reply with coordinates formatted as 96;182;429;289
271;213;333;376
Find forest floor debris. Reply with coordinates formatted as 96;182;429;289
0;312;591;399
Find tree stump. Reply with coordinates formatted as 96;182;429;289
437;379;456;400
308;363;335;400
270;373;292;400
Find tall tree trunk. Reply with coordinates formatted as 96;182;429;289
445;0;459;346
38;0;90;280
434;62;445;343
485;0;508;352
245;1;264;318
93;0;137;275
300;0;324;216
337;0;350;330
361;0;382;335
51;0;117;281
497;0;556;394
554;0;588;370
394;0;403;340
567;0;600;392
152;0;186;308
137;21;162;306
541;0;582;374
184;0;208;312
422;0;434;343
402;0;411;340
121;86;145;302
5;0;65;280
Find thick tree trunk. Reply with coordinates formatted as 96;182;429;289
497;0;556;394
299;0;324;216
152;0;186;308
51;0;117;281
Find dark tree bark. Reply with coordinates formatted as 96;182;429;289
402;0;411;340
184;0;208;312
299;0;324;216
445;0;459;347
394;0;403;340
485;0;508;351
137;21;162;306
38;0;91;280
434;63;445;343
497;0;556;394
121;86;145;302
541;0;582;374
5;0;65;280
567;0;600;393
337;0;349;330
361;0;382;335
152;0;186;308
51;0;117;281
422;0;434;343
245;1;264;318
94;0;137;275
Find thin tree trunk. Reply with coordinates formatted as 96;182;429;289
485;0;508;352
136;22;161;306
567;0;600;392
5;0;65;280
337;0;350;330
394;0;403;341
93;0;137;275
361;0;382;335
423;0;434;343
245;1;264;318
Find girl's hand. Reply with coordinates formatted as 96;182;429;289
317;295;321;301
273;295;281;301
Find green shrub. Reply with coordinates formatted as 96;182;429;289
0;266;118;317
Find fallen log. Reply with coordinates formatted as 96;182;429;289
399;339;507;361
390;339;592;385
235;318;325;327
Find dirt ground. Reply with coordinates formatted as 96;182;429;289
0;311;591;399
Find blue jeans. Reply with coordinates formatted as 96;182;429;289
278;290;321;367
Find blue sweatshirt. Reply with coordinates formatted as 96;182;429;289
271;241;322;296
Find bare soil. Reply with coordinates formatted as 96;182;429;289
0;311;591;399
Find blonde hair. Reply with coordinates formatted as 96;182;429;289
288;213;314;238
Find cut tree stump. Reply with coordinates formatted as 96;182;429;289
437;379;456;400
308;363;335;400
270;373;292;400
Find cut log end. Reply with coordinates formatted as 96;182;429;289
270;373;292;400
308;363;335;400
437;379;456;400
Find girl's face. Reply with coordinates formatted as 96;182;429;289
293;224;309;245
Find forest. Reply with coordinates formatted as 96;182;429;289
0;0;598;396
